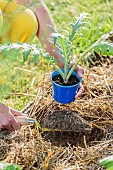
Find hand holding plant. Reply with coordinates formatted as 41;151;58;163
70;62;84;99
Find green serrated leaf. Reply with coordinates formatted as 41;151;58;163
51;33;64;46
53;37;57;46
94;42;113;56
33;49;40;64
69;13;91;41
22;48;31;62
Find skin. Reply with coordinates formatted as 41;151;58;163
0;103;24;130
0;0;84;131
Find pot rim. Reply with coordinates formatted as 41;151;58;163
50;68;82;88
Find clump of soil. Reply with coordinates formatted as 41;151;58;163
40;110;106;147
52;74;79;86
41;110;90;132
40;110;91;147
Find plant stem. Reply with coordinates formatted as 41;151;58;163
59;38;68;82
51;62;65;81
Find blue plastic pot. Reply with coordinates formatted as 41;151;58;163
50;69;82;104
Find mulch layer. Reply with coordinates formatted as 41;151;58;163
0;58;113;169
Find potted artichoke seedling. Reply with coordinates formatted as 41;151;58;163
46;13;113;104
45;13;91;104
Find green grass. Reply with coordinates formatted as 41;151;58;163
0;0;113;110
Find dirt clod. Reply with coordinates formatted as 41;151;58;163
41;110;90;132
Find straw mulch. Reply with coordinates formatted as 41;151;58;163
0;59;113;169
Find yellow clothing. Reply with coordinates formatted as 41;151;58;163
0;0;38;43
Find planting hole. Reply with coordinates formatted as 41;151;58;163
40;110;105;147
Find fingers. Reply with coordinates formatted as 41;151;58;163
10;116;21;131
0;112;21;131
7;111;21;131
69;63;84;98
70;62;84;78
75;65;84;78
74;65;84;98
10;108;24;116
75;84;84;99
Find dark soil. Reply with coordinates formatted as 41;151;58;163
41;128;105;147
41;110;90;132
40;110;107;147
52;74;79;86
41;131;89;147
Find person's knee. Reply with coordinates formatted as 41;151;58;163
0;1;38;43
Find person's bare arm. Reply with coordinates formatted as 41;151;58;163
31;1;65;68
34;2;64;68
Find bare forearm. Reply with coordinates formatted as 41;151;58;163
33;2;64;67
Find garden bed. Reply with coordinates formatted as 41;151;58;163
0;60;113;169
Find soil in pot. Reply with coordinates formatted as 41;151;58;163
52;74;79;86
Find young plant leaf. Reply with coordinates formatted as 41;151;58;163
51;33;64;46
0;162;22;170
6;165;16;170
69;13;91;41
33;49;40;64
22;48;31;62
94;42;113;56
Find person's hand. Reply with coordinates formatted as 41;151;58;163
70;62;84;99
0;103;24;131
